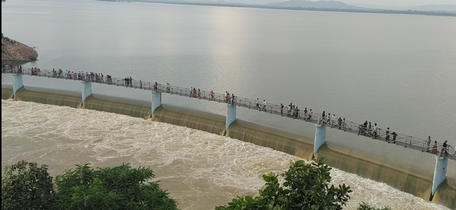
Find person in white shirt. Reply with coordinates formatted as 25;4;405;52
327;113;331;126
308;109;313;122
331;114;336;128
373;123;378;139
263;100;267;111
256;98;260;110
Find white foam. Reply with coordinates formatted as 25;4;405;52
1;99;451;210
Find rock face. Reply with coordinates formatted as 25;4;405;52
1;36;38;66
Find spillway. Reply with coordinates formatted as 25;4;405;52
2;87;455;209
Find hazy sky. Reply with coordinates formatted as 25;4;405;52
341;0;456;7
228;0;456;7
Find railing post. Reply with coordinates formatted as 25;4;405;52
12;73;24;98
151;91;162;116
430;156;448;201
82;81;92;105
225;104;237;135
313;123;327;158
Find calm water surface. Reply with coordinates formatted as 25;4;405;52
2;0;455;143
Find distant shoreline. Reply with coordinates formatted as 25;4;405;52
99;0;456;17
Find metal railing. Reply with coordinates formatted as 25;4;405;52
2;65;454;160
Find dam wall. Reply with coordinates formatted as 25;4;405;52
2;86;81;108
1;87;455;209
152;105;226;135
2;86;13;100
82;95;152;119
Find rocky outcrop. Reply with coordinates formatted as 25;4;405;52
1;36;38;66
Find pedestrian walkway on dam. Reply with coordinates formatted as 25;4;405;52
2;66;455;161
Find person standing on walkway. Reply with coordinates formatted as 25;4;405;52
432;141;438;155
321;111;326;124
327;113;332;126
263;100;267;111
226;93;231;104
441;140;448;156
338;117;342;129
342;118;346;131
295;106;300;119
385;127;390;142
426;136;431;152
391;131;397;143
280;103;284;116
373;123;378;139
308;109;313;122
256;98;260;110
331;114;336;128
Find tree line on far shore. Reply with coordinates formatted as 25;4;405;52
2;159;391;210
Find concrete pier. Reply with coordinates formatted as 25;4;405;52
430;156;448;200
226;104;237;134
82;81;92;105
314;124;327;158
12;74;24;98
151;91;162;115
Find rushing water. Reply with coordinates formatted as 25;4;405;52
1;99;451;210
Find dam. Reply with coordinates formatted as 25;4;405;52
2;67;456;209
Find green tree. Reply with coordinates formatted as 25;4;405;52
2;161;178;210
1;160;55;210
216;158;352;210
54;163;178;210
357;202;391;210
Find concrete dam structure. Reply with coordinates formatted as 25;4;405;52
1;71;455;209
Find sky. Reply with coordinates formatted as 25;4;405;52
224;0;456;8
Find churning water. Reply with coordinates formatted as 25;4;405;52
1;99;450;210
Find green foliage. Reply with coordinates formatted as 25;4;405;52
357;202;392;210
2;161;178;210
54;163;178;210
216;158;352;210
1;160;55;210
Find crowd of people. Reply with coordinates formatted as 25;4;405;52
2;65;455;158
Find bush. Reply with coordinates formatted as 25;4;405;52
2;161;178;210
216;158;352;210
358;202;392;210
1;160;55;210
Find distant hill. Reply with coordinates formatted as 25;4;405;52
412;4;456;12
266;0;364;10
